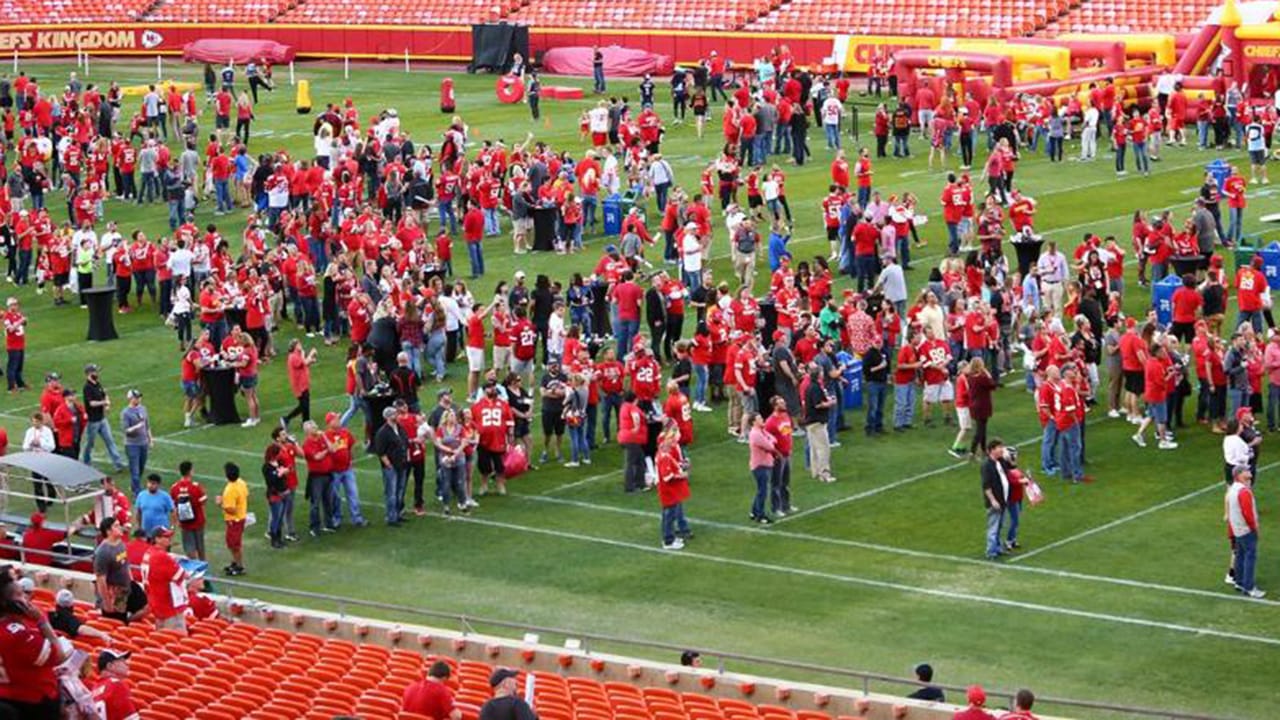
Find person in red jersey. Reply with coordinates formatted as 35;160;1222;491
91;649;141;720
3;297;27;392
655;426;691;550
0;569;66;719
403;660;462;720
663;379;693;447
140;527;189;632
471;379;513;496
953;685;996;720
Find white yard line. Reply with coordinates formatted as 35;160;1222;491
1008;482;1240;564
452;515;1280;645
776;416;1102;524
517;493;1279;607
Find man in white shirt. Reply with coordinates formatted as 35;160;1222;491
1036;241;1068;316
874;254;907;325
680;223;703;291
1080;104;1100;161
821;95;843;150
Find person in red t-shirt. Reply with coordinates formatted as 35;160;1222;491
655;427;691;549
462;200;485;279
1133;343;1178;450
91;649;140;720
1169;274;1203;342
998;689;1042;720
471;380;514;495
169;463;207;560
954;685;997;720
3;297;27;392
893;328;922;430
301;420;336;536
0;570;65;714
1224;165;1248;245
326;411;366;527
141;528;189;631
1117;319;1148;422
402;660;461;720
1235;256;1267;332
282;339;318;428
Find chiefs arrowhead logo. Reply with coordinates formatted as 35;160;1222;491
140;30;163;49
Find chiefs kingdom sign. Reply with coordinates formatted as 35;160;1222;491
0;28;164;52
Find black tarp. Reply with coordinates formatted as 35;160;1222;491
469;23;529;74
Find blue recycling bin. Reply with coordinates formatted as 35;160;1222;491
1259;241;1280;290
837;351;863;410
1206;159;1231;192
602;194;623;236
1153;274;1182;326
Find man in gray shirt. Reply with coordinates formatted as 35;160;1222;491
93;517;133;619
1193;199;1218;256
756;99;778;166
138;140;159;204
179;142;200;185
120;389;153;496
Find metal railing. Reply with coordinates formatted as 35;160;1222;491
5;546;1234;720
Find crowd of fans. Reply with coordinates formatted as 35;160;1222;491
0;49;1268;719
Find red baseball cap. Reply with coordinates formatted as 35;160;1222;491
967;686;986;706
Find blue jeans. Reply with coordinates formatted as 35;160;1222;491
382;465;407;524
682;269;701;292
6;349;24;390
1005;500;1021;545
1268;385;1280;430
893;383;915;428
824;124;840;149
268;498;286;538
827;401;841;443
439;463;465;507
401;342;422;376
770;457;791;513
568;423;591;463
1234;531;1258;591
483;207;500;236
168;200;182;230
751;466;770;519
1229;387;1250;417
330;468;366;526
616;318;639;357
661;503;689;544
893;135;909;157
600;392;622;441
946;222;960;254
214;179;232;212
1132;141;1149;174
855;254;877;293
755;131;771;166
571;307;592;338
425;331;446;379
340;394;365;428
774;127;791;154
1040;422;1060;475
583;194;598;230
82;420;123;469
692;365;708;406
985;508;1004;558
593;66;606;93
1239;310;1263;334
307;473;335;532
125;444;148;495
1228;206;1244;245
1058;423;1082;481
1197;120;1210;148
467;242;484;278
438;200;458;235
865;381;886;432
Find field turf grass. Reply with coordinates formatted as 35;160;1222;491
2;60;1278;719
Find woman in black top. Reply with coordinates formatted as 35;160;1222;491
532;274;556;363
646;277;667;358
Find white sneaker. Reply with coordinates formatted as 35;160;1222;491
1157;440;1178;450
662;539;685;550
241;418;255;428
1225;573;1236;585
1128;415;1142;425
184;414;193;428
465;498;480;509
1131;434;1147;448
1107;409;1121;419
564;461;580;468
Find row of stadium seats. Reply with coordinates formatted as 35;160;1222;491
0;0;153;23
1041;0;1219;33
742;0;1071;37
274;0;526;25
504;0;779;30
28;584;872;720
145;0;298;22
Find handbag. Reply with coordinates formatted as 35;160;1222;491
1025;480;1045;506
503;445;529;478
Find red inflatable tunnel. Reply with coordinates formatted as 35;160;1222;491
496;75;525;103
1017;38;1127;72
893;50;1014;106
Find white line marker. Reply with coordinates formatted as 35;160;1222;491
453;515;1280;645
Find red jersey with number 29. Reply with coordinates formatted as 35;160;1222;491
471;397;513;452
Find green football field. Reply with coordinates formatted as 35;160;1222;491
2;60;1278;719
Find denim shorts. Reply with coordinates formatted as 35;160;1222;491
182;380;200;398
1146;401;1168;425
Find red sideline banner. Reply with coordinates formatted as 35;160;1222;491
0;23;840;68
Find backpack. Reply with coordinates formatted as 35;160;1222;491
385;174;404;202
